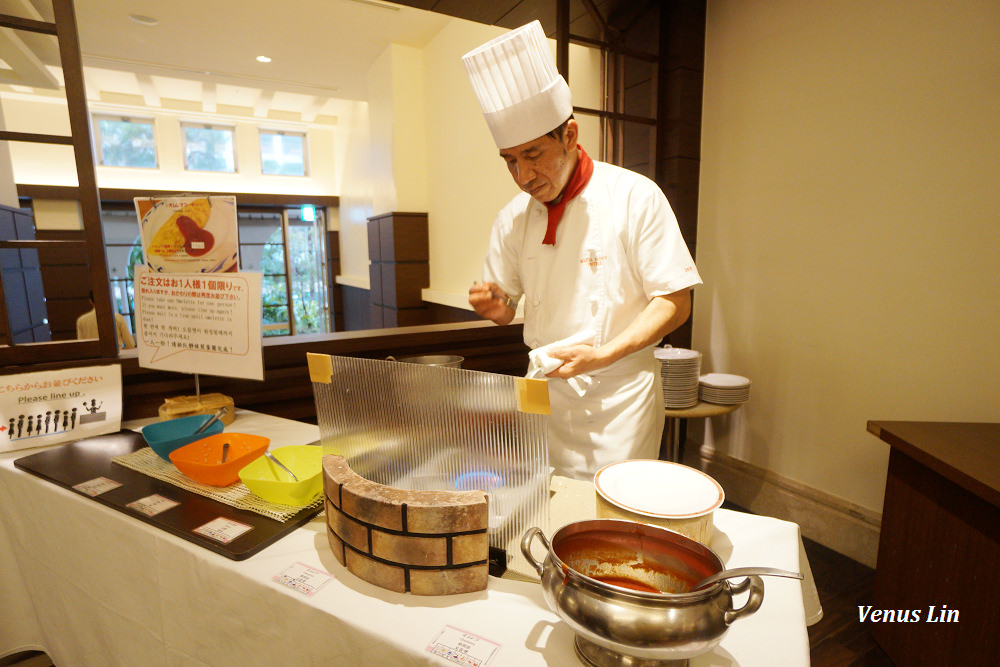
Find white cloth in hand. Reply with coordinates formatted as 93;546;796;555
526;329;596;396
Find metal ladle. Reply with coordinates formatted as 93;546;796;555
265;451;299;481
692;566;803;591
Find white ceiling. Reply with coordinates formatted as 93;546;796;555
1;0;452;124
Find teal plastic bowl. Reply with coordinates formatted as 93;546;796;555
142;414;225;462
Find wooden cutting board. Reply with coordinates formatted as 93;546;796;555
158;392;236;424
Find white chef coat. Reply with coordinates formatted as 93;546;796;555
483;160;702;480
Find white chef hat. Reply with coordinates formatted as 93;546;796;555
462;20;573;149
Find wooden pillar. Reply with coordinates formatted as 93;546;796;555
367;212;429;328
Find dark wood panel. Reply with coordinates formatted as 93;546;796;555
867;421;1000;508
427;301;481;324
43;295;88;341
40;264;92;299
377;212;428;263
341;284;371;331
659;0;707;71
0;131;72;145
0;13;57;35
658;68;704;159
367;218;381;262
368;264;383;306
34;237;90;266
421;0;525;26
54;0;119;360
380;261;429;309
657;156;701;239
382;305;430;328
872;447;1000;665
326;229;343;332
370;303;384;329
108;321;529;422
395;0;643;41
33;229;90;340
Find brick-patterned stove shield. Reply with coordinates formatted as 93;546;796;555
308;353;550;582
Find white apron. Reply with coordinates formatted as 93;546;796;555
484;161;701;480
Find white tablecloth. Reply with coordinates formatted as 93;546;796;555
0;411;819;666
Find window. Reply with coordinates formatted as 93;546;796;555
101;203;329;340
238;206;329;336
97;205;142;339
93;115;157;168
237;209;287;335
260;130;307;176
182;122;236;172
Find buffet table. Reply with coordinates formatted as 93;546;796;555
1;411;819;666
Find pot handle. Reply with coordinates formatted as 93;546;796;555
724;575;764;626
520;527;550;577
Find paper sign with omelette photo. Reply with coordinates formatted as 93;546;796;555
135;195;239;273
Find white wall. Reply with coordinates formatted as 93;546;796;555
695;0;1000;514
421;20;518;307
340;17;567;307
333;100;374;289
338;42;434;289
417;19;604;309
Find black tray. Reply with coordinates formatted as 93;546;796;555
14;430;322;560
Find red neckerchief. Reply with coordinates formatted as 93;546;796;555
542;146;593;245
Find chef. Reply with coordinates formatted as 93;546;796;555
463;21;702;480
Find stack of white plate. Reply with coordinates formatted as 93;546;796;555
699;373;751;405
654;347;701;408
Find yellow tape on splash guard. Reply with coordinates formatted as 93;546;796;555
307;352;333;384
515;377;550;415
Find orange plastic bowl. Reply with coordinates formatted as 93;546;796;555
169;433;269;487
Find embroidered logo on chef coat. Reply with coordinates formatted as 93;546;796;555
580;250;607;267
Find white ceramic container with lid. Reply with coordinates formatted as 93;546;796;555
594;459;725;545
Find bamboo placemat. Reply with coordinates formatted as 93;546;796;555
112;447;323;522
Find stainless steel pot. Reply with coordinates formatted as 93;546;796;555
387;354;463;368
521;519;764;665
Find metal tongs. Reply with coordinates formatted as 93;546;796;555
194;406;229;434
265;451;299;481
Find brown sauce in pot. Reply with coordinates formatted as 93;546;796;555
591;576;663;593
555;530;711;594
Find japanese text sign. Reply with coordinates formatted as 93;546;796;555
0;365;122;453
135;267;263;381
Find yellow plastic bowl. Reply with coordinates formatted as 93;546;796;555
238;445;323;506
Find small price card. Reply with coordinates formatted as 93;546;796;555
272;562;334;597
193;517;253;544
126;494;179;517
72;476;122;497
427;625;500;667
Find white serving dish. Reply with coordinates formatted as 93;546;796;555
593;459;725;545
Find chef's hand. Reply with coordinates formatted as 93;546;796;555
544;344;609;378
469;281;516;325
